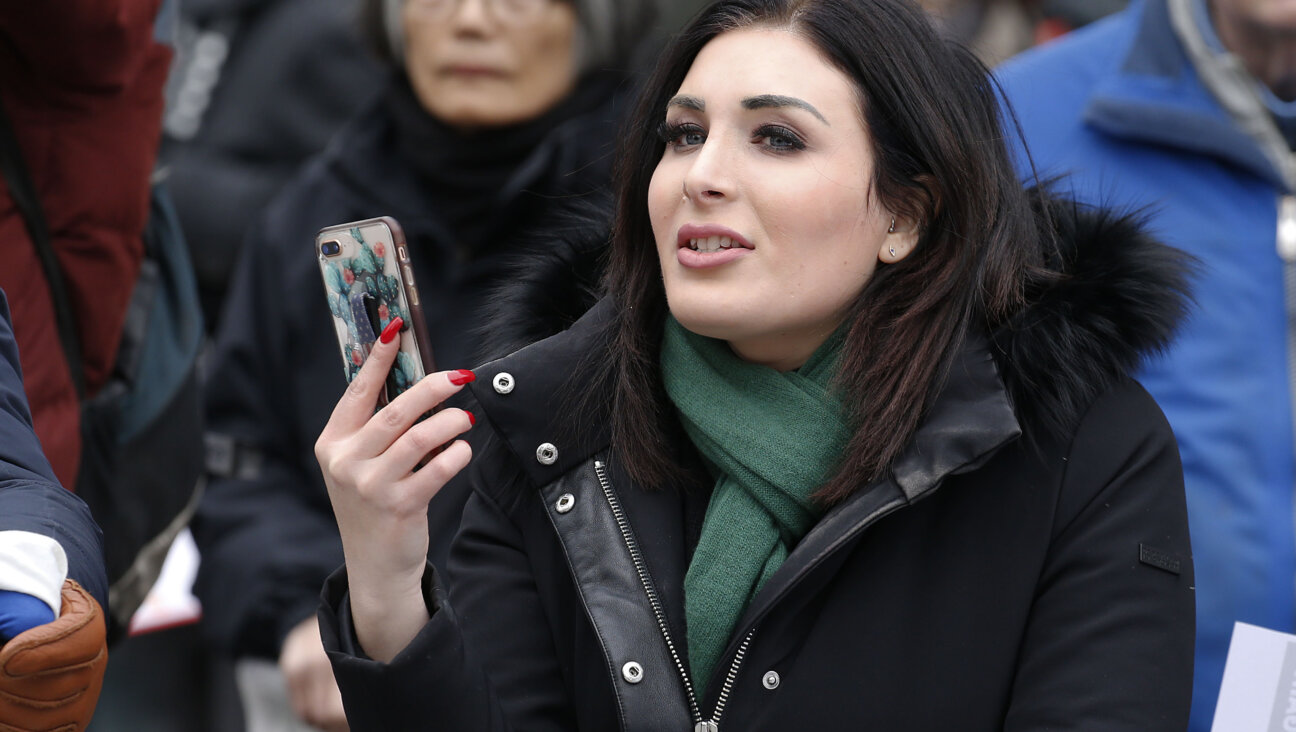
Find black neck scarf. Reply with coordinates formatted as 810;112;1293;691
384;71;622;250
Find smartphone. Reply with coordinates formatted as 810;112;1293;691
316;217;435;407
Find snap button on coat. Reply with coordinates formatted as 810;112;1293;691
622;661;644;684
555;493;575;513
493;372;515;394
536;443;558;465
533;443;559;466
762;670;780;690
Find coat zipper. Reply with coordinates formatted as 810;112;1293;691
593;460;753;732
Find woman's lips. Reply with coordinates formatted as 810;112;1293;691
677;246;750;268
675;224;753;269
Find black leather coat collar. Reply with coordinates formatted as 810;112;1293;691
535;456;696;730
892;332;1021;500
471;298;615;488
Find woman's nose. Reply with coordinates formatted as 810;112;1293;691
681;137;733;203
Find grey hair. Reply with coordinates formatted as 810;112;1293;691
364;0;661;75
383;0;405;62
571;0;660;72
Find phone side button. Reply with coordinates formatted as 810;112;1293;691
403;265;419;306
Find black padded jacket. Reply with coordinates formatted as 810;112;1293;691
321;200;1197;731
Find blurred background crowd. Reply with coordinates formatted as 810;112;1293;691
22;0;1277;729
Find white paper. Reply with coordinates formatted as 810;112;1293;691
126;528;202;635
1212;622;1296;731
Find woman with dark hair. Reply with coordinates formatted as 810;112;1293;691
314;0;1195;728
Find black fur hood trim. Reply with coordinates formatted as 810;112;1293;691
476;193;1195;441
991;196;1195;441
473;194;614;364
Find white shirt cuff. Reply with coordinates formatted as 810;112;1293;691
0;531;68;616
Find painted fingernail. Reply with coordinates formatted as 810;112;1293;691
465;410;476;426
379;317;403;344
448;369;475;385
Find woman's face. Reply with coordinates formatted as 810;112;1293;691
648;27;912;371
402;0;580;129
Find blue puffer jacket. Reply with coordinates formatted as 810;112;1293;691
997;2;1294;729
0;289;107;613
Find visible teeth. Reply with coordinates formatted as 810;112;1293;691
688;236;736;253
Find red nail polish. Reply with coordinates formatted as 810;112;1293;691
466;410;476;426
379;317;403;344
448;369;475;385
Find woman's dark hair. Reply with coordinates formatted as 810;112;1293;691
603;0;1050;503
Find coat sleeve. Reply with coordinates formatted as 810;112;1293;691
320;442;577;732
190;215;345;658
0;292;107;612
1004;378;1194;731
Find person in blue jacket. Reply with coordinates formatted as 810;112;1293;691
0;287;109;729
996;1;1296;728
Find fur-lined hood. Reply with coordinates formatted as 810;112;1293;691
475;193;1193;441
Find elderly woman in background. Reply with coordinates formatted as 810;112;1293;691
191;0;658;729
313;0;1195;729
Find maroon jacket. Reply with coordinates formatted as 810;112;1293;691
0;3;171;486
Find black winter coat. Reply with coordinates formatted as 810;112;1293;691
192;74;633;658
320;203;1196;730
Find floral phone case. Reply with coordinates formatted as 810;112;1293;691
316;217;434;404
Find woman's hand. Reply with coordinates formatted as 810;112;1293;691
315;318;475;661
280;616;349;732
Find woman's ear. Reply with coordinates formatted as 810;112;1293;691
879;214;920;264
879;175;938;264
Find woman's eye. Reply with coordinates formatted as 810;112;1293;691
755;125;806;152
657;121;706;149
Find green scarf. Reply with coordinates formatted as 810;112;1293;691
660;315;850;692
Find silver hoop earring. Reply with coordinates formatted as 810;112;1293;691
888;217;896;234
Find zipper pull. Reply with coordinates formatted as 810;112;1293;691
694;722;719;732
1278;195;1296;262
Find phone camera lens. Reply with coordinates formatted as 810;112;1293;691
321;240;341;256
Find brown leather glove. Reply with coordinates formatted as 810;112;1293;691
0;580;108;732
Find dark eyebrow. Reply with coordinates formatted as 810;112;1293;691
667;95;705;111
742;94;829;125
